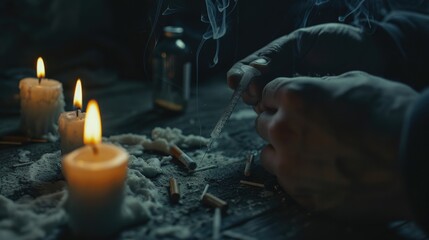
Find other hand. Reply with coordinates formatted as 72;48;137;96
256;71;416;220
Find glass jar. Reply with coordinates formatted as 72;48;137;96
152;26;192;113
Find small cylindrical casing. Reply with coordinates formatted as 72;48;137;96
169;177;180;203
170;144;197;170
240;180;265;188
202;193;228;210
244;154;254;177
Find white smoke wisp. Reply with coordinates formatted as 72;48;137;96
301;0;387;28
198;0;238;67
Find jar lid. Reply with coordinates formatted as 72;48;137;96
164;26;184;37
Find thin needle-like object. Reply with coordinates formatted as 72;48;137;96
201;66;261;161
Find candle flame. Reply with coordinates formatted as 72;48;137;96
36;57;45;79
84;100;102;145
73;79;83;109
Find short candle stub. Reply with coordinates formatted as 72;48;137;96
91;145;99;155
169;177;180;203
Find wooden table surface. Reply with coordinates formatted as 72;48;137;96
0;72;427;240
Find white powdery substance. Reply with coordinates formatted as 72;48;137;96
152;127;209;148
230;109;257;120
0;191;67;240
108;133;170;154
121;169;160;227
1;128;212;239
109;127;209;154
17;150;31;163
142;138;170;154
0;169;161;240
29;151;61;182
150;225;191;239
129;156;162;178
109;133;150;145
160;156;173;166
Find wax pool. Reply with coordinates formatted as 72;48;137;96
58;111;85;154
19;78;65;139
62;143;128;237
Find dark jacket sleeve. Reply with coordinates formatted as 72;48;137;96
370;11;429;91
400;88;429;233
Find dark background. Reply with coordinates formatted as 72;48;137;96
1;2;429;239
0;0;428;86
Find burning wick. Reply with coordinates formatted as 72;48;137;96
37;57;45;85
91;144;99;155
73;79;83;118
84;100;102;156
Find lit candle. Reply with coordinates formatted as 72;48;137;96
58;79;86;154
19;57;65;139
62;100;129;237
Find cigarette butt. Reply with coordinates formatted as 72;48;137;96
11;162;33;168
240;180;265;188
1;136;47;144
213;208;221;240
0;140;22;145
2;136;27;142
193;165;217;172
170;144;197;170
223;230;257;240
202;193;228;210
169;177;180;203
200;184;209;201
244;154;254;177
28;138;48;143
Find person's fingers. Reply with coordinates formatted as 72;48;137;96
253;102;263;114
255;111;275;142
227;62;245;90
227;34;295;90
241;77;271;106
260;78;286;111
227;58;265;90
259;144;277;175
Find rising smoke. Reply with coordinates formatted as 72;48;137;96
302;0;387;28
198;0;238;67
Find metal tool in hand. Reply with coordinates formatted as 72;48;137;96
201;65;261;161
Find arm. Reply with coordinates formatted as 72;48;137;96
370;11;429;90
400;88;429;233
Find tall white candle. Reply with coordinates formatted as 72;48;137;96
62;100;129;237
59;79;85;154
20;57;65;139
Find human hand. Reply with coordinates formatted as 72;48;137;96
256;71;417;219
227;23;385;106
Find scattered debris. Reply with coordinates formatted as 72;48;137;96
169;177;180;203
240;180;265;188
